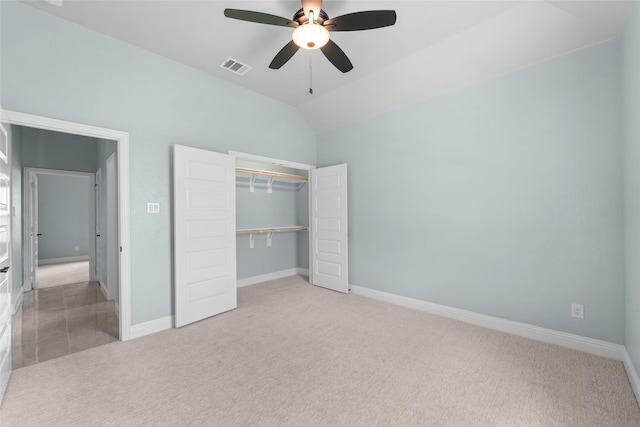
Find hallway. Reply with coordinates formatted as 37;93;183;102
36;261;90;289
12;263;118;368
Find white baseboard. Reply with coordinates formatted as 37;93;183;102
128;269;310;340
623;349;640;407
237;268;309;288
349;285;625;361
129;316;173;340
98;281;108;299
38;255;89;265
11;286;24;315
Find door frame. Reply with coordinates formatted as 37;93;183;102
105;153;117;302
2;109;132;340
95;168;102;283
22;168;96;290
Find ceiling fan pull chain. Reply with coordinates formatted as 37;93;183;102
309;53;313;94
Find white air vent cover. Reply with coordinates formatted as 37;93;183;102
221;58;252;76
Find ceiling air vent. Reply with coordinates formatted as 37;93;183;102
221;58;252;76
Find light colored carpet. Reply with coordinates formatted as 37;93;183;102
1;275;639;426
36;261;90;289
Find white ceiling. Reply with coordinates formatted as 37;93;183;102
23;0;629;132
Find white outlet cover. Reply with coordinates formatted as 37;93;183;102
147;203;160;214
571;303;584;319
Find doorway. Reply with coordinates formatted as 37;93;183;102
12;137;120;366
1;109;131;342
23;168;95;292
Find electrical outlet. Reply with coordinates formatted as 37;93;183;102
74;246;79;252
571;303;584;319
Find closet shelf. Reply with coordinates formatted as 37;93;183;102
236;226;309;249
235;168;308;182
236;168;308;193
236;226;309;235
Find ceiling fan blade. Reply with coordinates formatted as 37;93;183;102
320;40;353;73
323;10;397;32
269;41;301;69
224;9;298;28
302;0;323;21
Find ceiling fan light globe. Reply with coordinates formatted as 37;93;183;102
292;23;329;50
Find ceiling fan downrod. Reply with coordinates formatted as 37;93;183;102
309;54;313;94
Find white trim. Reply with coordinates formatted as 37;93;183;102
105;153;117;302
129;316;173;340
228;150;316;171
10;286;23;315
133;270;309;336
237;268;309;288
22;168;37;292
350;285;625;361
98;280;108;300
38;256;89;265
2;109;132;341
623;349;640;407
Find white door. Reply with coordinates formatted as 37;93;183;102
173;145;237;328
310;164;349;293
29;173;39;289
106;154;117;302
95;169;102;282
0;123;12;403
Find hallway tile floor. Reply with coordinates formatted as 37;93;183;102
11;282;119;369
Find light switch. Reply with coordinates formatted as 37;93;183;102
147;203;160;214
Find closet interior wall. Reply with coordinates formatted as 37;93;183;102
235;160;309;281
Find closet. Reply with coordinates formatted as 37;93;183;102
172;145;348;328
234;155;310;281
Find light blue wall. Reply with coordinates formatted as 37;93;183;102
37;174;90;261
2;0;632;351
296;183;309;270
0;1;316;325
623;2;640;378
20;127;98;173
318;41;624;344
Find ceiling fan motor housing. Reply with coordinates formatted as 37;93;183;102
293;8;329;25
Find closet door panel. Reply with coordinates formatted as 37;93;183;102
173;145;237;328
311;164;348;293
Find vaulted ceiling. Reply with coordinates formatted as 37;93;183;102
23;0;629;131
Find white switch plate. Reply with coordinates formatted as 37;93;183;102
147;203;160;214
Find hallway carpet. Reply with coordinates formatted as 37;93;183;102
1;276;639;426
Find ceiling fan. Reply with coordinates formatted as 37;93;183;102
224;0;397;73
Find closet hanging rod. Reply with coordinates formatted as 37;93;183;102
235;168;308;182
236;226;309;236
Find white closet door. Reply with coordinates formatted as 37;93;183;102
173;145;237;328
310;164;348;293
